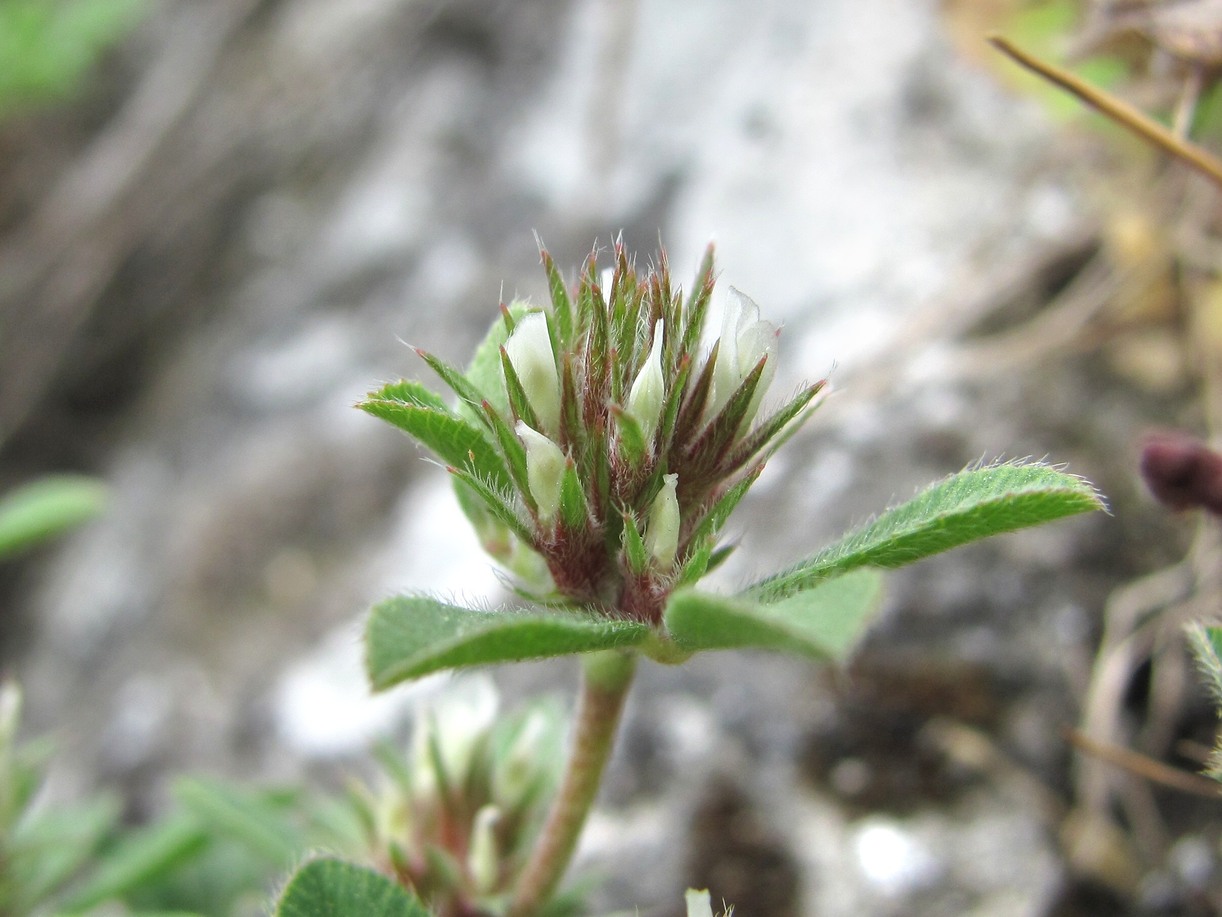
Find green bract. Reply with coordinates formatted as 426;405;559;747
358;241;1105;679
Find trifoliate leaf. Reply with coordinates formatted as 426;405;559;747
8;795;120;910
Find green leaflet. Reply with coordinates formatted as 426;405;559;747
359;381;510;491
665;569;883;660
275;858;430;917
366;596;650;689
747;462;1104;603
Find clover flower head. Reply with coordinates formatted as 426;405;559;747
355;675;565;914
380;241;826;626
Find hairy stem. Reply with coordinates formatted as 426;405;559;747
508;650;636;917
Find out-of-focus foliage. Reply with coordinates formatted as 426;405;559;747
0;681;119;915
0;0;147;117
0;680;365;916
0;475;107;559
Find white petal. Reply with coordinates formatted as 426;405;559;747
705;288;777;427
626;319;666;441
504;312;562;436
685;889;715;917
468;804;502;894
410;674;500;796
517;421;566;524
644;473;680;569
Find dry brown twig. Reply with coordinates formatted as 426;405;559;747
1065;726;1222;800
988;34;1222;188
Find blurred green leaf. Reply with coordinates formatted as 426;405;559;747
665;569;883;660
58;812;208;913
747;462;1103;603
0;0;147;116
0;474;107;558
366;597;650;690
6;795;119;911
173;777;302;868
275;857;430;917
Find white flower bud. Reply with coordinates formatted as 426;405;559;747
706;288;777;427
626;320;666;442
467;804;503;894
644;473;680;569
504;312;562;436
685;889;716;917
410;675;499;799
517;421;566;524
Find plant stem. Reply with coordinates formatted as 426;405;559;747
988;34;1222;189
508;650;636;917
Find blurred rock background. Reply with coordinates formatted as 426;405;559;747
1;0;1216;914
